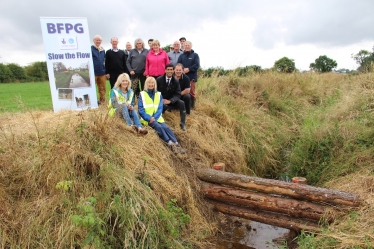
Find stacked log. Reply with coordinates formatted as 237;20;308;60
197;168;362;232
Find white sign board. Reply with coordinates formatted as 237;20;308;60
40;17;98;112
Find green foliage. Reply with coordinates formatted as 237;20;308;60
55;180;73;191
71;197;107;248
310;55;338;72
7;63;27;80
76;121;87;137
273;57;296;73
162;199;191;239
0;63;14;83
235;65;262;76
24;61;48;81
289;125;344;185
201;67;230;77
352;48;374;72
162;44;172;52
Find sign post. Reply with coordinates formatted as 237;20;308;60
40;17;98;112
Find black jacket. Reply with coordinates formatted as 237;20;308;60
105;49;127;74
156;75;181;104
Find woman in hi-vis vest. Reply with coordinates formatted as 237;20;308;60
109;73;148;134
138;77;186;154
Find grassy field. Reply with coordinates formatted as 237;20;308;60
0;81;111;113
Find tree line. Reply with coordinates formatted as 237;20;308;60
1;47;374;83
0;61;48;83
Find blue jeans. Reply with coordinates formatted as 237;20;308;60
149;121;177;143
119;104;142;128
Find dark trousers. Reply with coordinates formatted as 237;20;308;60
131;73;146;97
163;99;187;126
109;73;120;89
163;99;186;114
181;94;191;114
149;122;177;143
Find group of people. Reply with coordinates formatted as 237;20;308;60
91;35;200;154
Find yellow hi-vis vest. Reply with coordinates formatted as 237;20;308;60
140;91;164;125
108;89;134;117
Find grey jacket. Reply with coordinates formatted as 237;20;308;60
126;48;149;73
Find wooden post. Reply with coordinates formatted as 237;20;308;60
292;177;308;184
197;168;361;207
213;162;225;171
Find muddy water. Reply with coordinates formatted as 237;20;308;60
216;216;295;249
70;73;90;88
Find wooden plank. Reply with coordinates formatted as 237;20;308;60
202;182;326;221
213;202;320;232
197;168;361;207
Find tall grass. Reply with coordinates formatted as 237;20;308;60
1;71;374;247
199;72;374;184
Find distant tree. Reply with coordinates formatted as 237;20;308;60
309;55;337;73
273;57;295;73
53;62;66;72
80;62;89;71
7;63;27;80
352;50;371;65
0;63;13;83
201;67;230;77
162;44;172;52
335;68;351;74
351;48;374;72
25;61;48;81
236;65;262;76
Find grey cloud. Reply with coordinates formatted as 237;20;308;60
252;0;374;49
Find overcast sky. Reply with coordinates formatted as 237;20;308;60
1;0;373;71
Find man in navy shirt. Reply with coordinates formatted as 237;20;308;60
91;35;106;104
174;63;191;115
177;41;200;109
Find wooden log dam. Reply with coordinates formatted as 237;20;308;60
197;168;362;232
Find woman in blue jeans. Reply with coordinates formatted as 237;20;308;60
109;73;148;134
138;77;185;154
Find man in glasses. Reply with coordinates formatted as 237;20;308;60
168;41;182;67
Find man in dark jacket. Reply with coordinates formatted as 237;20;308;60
177;41;200;109
126;38;149;97
91;35;106;104
105;37;127;89
156;64;187;131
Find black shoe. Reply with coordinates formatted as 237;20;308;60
176;144;186;154
180;122;186;131
169;144;178;155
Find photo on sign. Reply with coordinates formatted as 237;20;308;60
75;93;91;107
58;88;73;100
53;61;91;89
